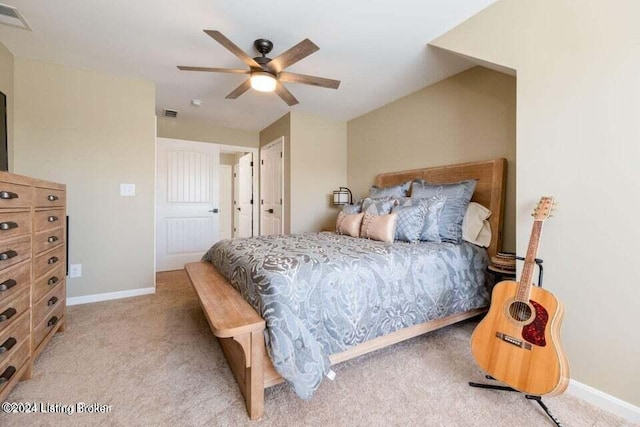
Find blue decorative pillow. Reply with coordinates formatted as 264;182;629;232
361;197;397;215
399;196;446;242
411;179;477;243
392;203;427;242
341;200;362;214
368;181;411;199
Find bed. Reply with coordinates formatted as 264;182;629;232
185;158;507;419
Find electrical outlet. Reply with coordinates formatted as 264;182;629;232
120;183;136;196
69;264;82;278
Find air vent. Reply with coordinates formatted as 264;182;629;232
163;109;178;118
0;3;31;31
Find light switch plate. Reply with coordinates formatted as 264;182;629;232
69;264;82;278
120;183;136;196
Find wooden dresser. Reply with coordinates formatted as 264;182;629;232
0;172;66;401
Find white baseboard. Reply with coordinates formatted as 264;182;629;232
67;287;156;306
568;379;640;423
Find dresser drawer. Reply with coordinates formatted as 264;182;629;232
0;236;31;272
0;181;32;209
33;264;64;303
33;303;64;349
34;282;65;328
34;187;65;208
0;290;29;335
34;227;65;255
34;209;65;233
34;245;65;280
0;211;31;241
0;311;29;367
0;338;29;396
0;261;30;305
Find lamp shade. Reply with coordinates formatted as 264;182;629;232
250;72;277;92
332;187;352;205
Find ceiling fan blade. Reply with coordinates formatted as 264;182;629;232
225;79;252;99
278;72;340;89
177;66;249;74
268;39;319;73
204;30;261;68
274;82;299;106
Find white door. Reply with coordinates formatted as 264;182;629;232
156;138;220;272
260;138;284;236
233;163;240;238
237;153;254;238
219;165;232;240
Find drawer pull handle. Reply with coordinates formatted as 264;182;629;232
0;279;17;292
0;366;16;385
47;236;59;243
0;250;17;261
47;296;59;306
47;316;59;328
0;191;18;200
47;195;59;201
48;276;59;286
0;337;16;354
0;222;18;231
0;308;16;322
48;256;59;265
47;216;59;222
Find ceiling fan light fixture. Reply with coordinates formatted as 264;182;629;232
250;72;277;93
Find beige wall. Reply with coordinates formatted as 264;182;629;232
433;0;640;407
13;57;156;299
220;152;238;166
157;116;258;148
259;112;347;234
348;67;516;250
290;112;347;233
0;42;13;171
259;113;291;233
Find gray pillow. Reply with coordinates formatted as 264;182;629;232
411;179;476;243
368;181;411;199
361;197;397;215
392;203;427;243
398;196;446;242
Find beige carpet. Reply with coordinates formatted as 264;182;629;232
0;271;633;427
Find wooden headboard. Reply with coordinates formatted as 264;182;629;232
375;158;507;258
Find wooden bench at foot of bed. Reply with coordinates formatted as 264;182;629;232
186;261;486;420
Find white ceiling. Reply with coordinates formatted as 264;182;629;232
0;0;497;131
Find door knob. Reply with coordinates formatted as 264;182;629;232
264;209;274;214
237;207;241;211
208;209;219;213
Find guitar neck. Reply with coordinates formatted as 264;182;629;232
517;220;544;301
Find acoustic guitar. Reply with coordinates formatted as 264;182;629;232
471;197;570;396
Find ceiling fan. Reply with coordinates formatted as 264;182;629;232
177;30;341;106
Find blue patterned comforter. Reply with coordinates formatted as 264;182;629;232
202;232;489;399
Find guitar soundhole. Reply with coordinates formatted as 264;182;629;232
509;301;532;322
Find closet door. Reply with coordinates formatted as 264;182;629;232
237;153;254;238
260;138;284;236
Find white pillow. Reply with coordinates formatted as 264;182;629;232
462;202;492;247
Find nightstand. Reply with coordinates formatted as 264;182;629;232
487;264;516;285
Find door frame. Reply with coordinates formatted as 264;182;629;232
260;137;285;235
154;137;259;272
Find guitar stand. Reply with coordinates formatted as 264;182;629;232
469;258;563;427
469;375;563;427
